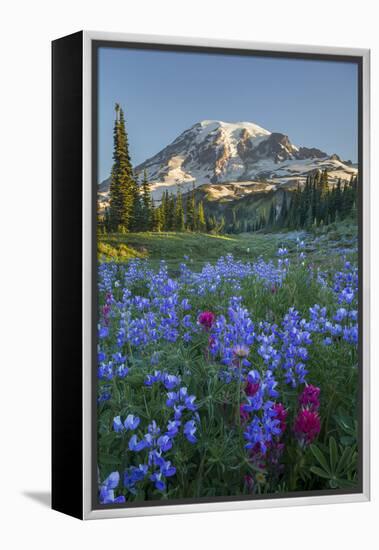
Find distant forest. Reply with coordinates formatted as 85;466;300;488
98;104;358;235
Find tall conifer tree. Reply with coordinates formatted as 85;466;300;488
278;193;288;227
152;200;163;232
167;194;175;230
268;201;276;228
319;169;329;197
197;201;206;232
175;188;185;232
161;191;169;231
141;169;152;230
186;185;195;231
108;104;136;231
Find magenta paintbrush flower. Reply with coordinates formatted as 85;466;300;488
299;384;321;410
294;409;321;444
198;310;216;330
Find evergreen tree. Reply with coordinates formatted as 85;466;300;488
108;104;122;230
217;215;225;234
97;194;103;234
161;191;170;231
268;201;276;227
298;177;308;227
332;179;342;221
103;207;111;233
174;188;185;232
259;212;266;230
207;215;217;234
131;189;143;231
108;104;136;232
118;108;136;229
227;209;238;234
152;200;163;232
141;169;152;230
319;169;329;197
305;203;313;229
186;185;196;231
129;171;143;231
278;193;288;227
287;185;301;229
166;194;175;230
312;177;321;221
197;201;206;232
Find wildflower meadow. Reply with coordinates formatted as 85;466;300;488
96;224;359;505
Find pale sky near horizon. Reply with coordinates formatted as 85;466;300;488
98;46;358;182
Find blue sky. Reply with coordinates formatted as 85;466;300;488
98;46;358;182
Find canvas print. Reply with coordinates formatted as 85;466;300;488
95;45;360;506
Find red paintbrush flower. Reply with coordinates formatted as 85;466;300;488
198;311;216;330
299;384;320;410
294;408;321;444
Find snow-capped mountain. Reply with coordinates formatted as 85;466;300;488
99;120;357;203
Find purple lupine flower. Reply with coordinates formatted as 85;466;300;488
124;414;140;431
184;420;197;443
129;434;146;452
166;419;181;437
99;471;125;504
157;435;173;452
163;374;181;390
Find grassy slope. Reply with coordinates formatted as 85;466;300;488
99;231;292;271
98;219;357;272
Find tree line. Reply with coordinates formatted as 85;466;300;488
265;170;358;232
151;186;223;233
223;171;358;234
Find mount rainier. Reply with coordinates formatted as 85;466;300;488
99;120;357;203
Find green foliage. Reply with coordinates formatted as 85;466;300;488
185;184;196;231
333;408;358;446
172;189;184;232
197;201;206;232
140;169;153;231
108;104;136;231
284;173;358;232
277;192;288;227
309;438;358;489
151;200;163;232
